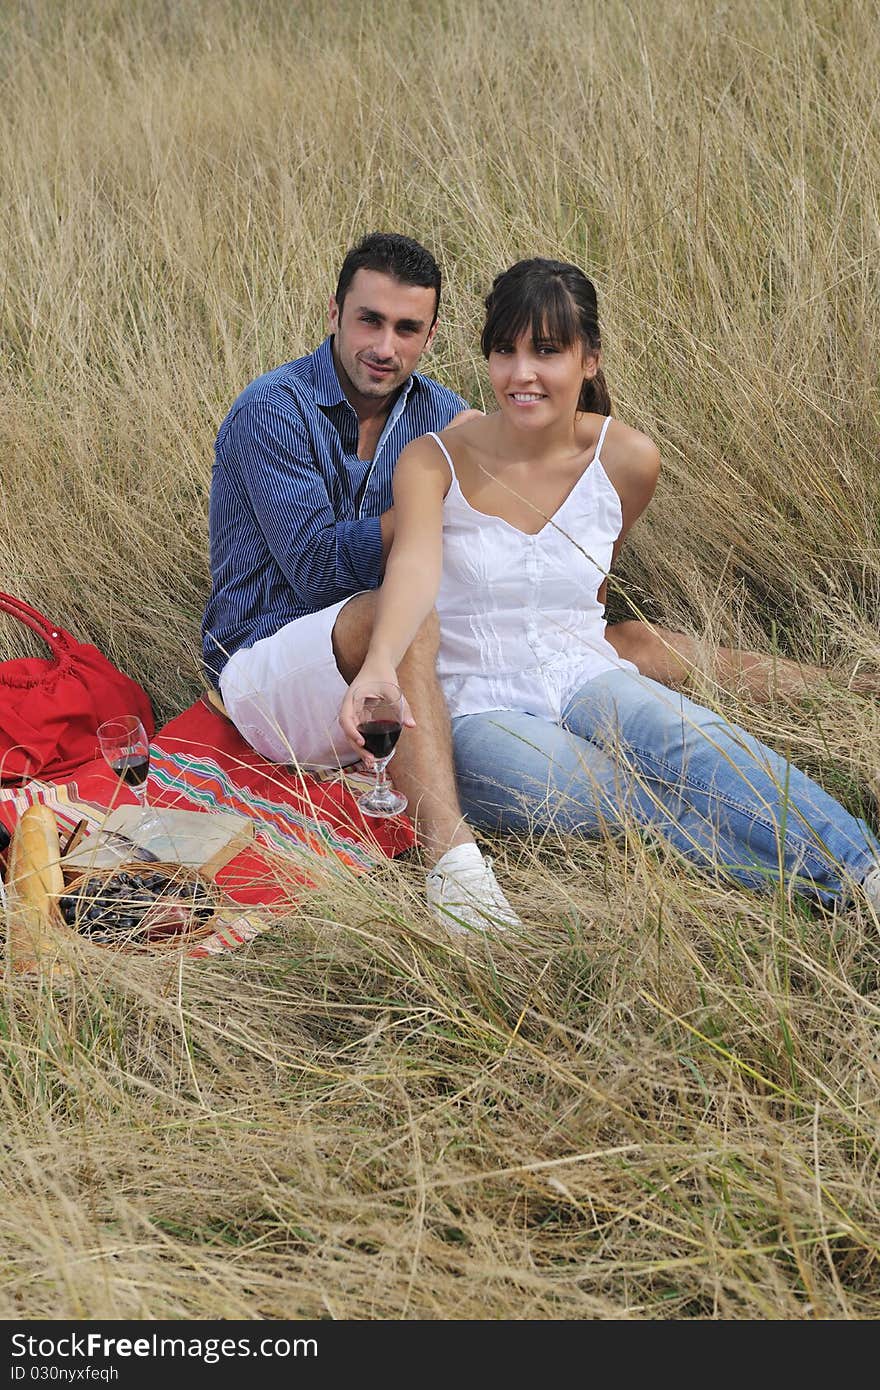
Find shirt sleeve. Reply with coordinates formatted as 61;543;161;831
226;398;384;609
445;390;471;419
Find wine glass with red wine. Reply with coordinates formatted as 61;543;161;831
97;714;163;837
351;682;408;818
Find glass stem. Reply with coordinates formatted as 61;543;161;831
374;761;388;794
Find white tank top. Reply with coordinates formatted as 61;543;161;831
428;418;636;722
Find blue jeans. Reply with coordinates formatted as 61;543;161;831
451;668;879;906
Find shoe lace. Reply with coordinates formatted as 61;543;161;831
437;857;507;903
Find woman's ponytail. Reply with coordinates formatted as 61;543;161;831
578;367;611;416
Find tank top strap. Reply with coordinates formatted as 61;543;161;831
426;430;457;481
593;415;613;465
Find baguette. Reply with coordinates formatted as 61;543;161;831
6;803;70;973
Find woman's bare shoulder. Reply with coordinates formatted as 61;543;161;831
599;417;660;482
438;410;498;451
394;430;455;494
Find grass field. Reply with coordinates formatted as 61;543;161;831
1;0;879;1319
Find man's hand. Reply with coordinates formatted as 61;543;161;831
339;664;417;761
446;408;484;428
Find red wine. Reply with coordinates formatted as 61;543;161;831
110;754;150;787
358;719;402;759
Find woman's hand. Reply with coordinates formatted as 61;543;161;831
339;665;416;760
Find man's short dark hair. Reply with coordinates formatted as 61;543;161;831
334;233;442;325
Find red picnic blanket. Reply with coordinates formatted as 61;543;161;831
151;695;414;894
0;696;415;945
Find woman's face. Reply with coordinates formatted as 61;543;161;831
488;329;597;428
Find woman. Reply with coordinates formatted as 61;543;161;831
340;258;880;924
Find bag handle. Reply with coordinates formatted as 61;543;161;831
0;592;67;655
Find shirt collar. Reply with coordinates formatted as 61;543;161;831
312;337;347;407
311;335;419;411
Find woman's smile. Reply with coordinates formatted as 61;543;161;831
490;332;590;425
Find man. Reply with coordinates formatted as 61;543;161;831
202;232;519;933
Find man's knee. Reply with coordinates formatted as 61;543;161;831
331;591;379;680
333;595;440;680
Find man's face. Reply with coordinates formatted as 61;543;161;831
329;269;438;409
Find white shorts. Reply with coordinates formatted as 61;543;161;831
219;599;361;769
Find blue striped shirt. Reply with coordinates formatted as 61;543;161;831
202;336;468;684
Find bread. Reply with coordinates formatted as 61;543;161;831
6;803;70;974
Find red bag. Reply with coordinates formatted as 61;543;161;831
0;592;154;784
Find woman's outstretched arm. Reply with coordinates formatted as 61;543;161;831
338;436;450;750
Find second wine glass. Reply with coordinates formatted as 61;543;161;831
96;714;163;838
352;682;408;818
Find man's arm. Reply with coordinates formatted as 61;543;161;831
228;400;387;608
379;506;394;565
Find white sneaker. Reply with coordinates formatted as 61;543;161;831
862;868;880;913
426;843;521;935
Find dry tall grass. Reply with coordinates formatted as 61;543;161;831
0;0;878;1319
